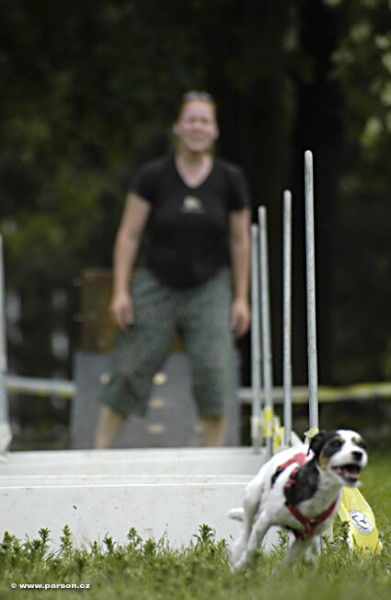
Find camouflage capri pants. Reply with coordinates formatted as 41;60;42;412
100;268;235;418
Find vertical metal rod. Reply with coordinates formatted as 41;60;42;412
258;207;274;458
304;150;319;431
283;190;293;446
250;225;262;451
0;235;12;454
304;159;322;557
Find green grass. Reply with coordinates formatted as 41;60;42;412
1;453;390;600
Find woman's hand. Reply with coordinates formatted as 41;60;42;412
231;297;251;338
110;291;134;330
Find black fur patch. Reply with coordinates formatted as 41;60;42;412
284;431;340;505
309;430;339;457
284;459;320;505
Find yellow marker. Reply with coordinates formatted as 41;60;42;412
304;427;319;444
338;487;382;553
263;407;273;438
251;416;263;446
272;418;284;454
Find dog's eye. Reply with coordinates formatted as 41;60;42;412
329;439;343;449
353;436;367;450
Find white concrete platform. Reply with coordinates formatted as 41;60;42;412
0;447;276;551
0;447;265;476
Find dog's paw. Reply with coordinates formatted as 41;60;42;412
230;555;247;572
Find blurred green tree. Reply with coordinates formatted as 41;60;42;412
0;0;390;409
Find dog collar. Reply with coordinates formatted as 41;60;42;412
286;494;339;540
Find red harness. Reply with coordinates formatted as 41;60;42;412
270;452;307;487
271;452;338;540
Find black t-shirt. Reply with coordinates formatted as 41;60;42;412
130;154;251;288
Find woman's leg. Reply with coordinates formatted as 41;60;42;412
94;405;127;449
200;415;228;447
94;270;176;449
180;270;235;447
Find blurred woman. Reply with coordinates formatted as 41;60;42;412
94;91;251;449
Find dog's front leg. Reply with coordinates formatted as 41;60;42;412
284;537;319;565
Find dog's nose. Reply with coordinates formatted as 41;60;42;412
352;450;363;462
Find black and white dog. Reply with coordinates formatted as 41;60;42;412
229;429;367;569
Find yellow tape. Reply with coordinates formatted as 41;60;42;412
263;407;274;437
304;427;319;444
240;381;391;407
302;381;391;404
251;416;263;445
272;418;284;454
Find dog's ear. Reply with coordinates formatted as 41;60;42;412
308;430;329;456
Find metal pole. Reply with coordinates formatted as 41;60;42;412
283;190;293;446
250;225;262;451
0;235;12;454
304;150;319;432
258;207;274;458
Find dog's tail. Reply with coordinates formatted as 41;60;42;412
228;508;244;521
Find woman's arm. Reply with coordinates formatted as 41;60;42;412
110;192;151;329
229;208;251;338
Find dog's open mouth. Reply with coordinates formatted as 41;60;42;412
332;464;362;485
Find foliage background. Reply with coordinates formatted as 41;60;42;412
1;0;391;444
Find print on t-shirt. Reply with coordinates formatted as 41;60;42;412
181;195;205;214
